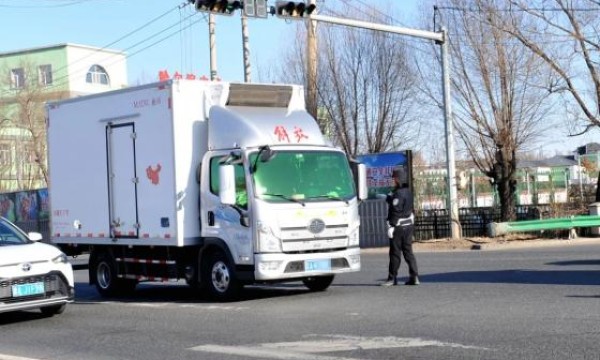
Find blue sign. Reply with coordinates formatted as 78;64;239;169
357;151;411;199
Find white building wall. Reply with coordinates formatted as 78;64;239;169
65;44;127;95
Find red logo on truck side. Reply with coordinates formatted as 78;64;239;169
146;164;162;185
274;125;290;143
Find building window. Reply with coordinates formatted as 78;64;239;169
86;64;110;85
38;64;53;86
22;146;37;165
0;144;11;166
10;68;25;89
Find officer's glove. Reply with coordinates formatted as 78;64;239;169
387;225;395;239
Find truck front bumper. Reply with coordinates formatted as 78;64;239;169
254;247;361;281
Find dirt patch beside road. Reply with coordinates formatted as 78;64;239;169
414;233;540;251
363;233;599;253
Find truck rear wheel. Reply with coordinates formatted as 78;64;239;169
202;251;241;301
303;275;335;292
94;252;136;296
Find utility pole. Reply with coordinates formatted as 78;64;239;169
209;14;218;80
241;13;251;82
440;27;460;239
306;0;318;122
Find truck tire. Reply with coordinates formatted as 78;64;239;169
202;251;241;301
40;304;66;317
303;275;335;292
94;252;136;297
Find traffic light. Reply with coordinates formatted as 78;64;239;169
272;1;316;18
243;0;268;18
192;0;242;16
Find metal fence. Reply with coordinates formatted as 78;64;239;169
414;166;598;209
358;199;595;248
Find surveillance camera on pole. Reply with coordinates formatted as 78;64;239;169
191;0;242;16
271;1;317;18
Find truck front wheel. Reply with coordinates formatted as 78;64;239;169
202;251;241;301
303;275;335;292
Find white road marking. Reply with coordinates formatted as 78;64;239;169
0;354;40;360
191;345;357;360
76;301;247;311
189;334;490;359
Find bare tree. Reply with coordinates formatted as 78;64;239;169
275;8;421;157
0;61;68;191
499;0;600;200
419;0;553;221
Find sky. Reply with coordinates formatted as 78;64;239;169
1;0;596;158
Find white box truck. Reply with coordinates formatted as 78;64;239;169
47;79;366;300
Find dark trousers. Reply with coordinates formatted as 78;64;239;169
388;225;418;279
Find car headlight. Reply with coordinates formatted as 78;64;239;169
52;253;68;264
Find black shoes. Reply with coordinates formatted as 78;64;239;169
405;276;420;286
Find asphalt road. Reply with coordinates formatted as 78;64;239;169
1;242;600;360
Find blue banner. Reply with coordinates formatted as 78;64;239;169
357;151;411;198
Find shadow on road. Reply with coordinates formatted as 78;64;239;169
73;281;324;305
0;310;53;325
546;259;600;266
421;269;600;286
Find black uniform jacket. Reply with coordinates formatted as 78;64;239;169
386;187;414;227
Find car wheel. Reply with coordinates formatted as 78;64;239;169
202;251;241;301
303;275;335;292
40;304;66;317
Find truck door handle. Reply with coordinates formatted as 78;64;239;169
208;211;215;226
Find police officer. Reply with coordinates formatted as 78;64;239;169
381;167;419;286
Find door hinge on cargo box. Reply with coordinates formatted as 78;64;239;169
130;132;137;139
132;177;139;183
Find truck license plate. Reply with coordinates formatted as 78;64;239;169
12;282;45;297
305;259;331;272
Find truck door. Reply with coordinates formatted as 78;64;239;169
106;123;139;238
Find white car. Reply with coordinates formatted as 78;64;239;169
0;217;74;316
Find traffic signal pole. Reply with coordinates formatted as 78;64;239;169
307;14;461;239
241;13;251;82
209;14;218;80
306;0;318;122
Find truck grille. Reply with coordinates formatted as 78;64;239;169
0;272;71;304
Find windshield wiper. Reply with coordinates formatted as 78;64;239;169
261;193;306;206
306;194;349;204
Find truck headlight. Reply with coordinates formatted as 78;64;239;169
257;221;282;253
349;228;360;246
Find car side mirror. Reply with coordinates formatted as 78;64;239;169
28;232;43;242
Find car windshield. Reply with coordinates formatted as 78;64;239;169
251;150;356;203
0;219;31;246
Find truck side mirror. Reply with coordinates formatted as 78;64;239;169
219;164;236;205
357;163;368;200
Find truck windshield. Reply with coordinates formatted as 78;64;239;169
250;150;356;203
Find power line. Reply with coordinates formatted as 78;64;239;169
47;11;202;91
0;0;116;8
0;3;198;97
435;5;600;12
